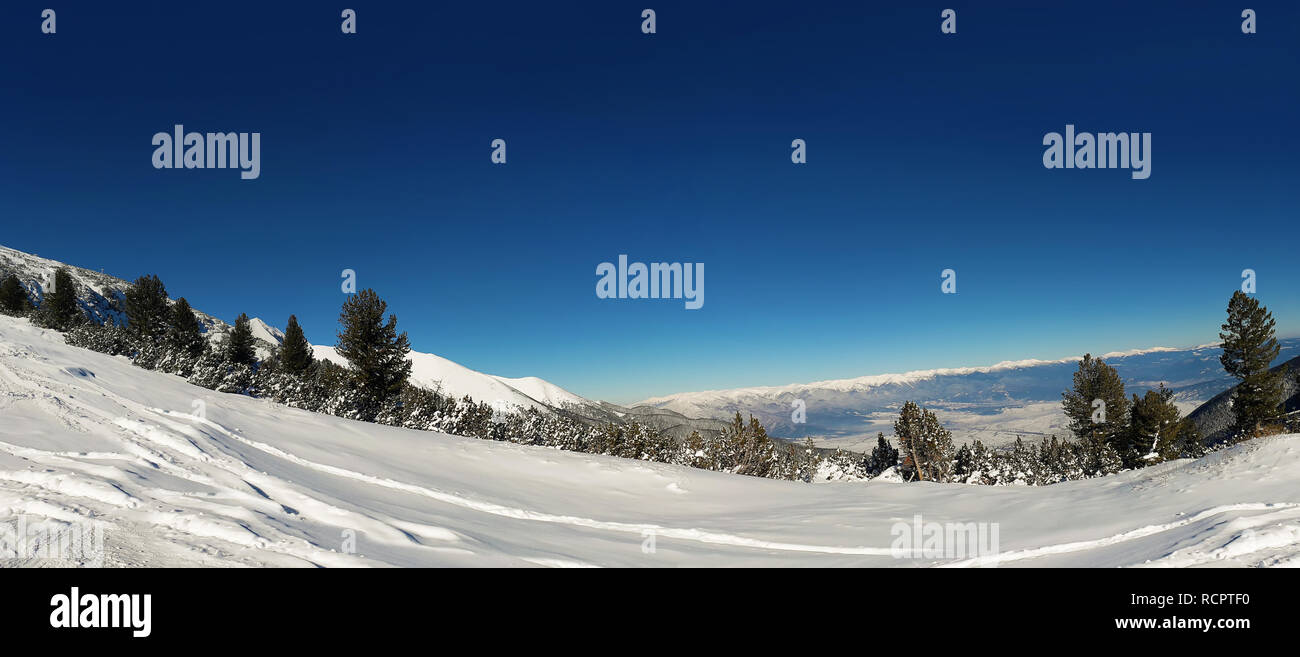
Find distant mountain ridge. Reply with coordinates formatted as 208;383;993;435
639;339;1300;441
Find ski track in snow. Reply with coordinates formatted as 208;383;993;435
169;409;1300;562
173;411;901;556
940;502;1300;568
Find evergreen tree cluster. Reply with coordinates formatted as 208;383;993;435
868;433;900;476
35;269;85;331
895;401;955;482
677;414;821;481
951;435;1126;485
1056;353;1204;470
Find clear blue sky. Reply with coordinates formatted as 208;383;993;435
2;1;1297;404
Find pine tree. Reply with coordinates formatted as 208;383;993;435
1219;291;1284;439
0;274;31;315
1061;354;1129;450
894;401;955;482
868;433;899;476
1009;437;1033;483
226;313;257;366
1127;384;1200;464
970;440;993;485
280;314;314;376
335;289;412;421
167;297;205;356
125;274;171;340
683;430;708;469
36;269;83;330
953;443;973;481
1082;439;1123;477
1039;437;1063;483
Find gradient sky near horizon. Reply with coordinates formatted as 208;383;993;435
2;1;1297;404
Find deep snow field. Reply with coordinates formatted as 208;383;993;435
1;314;1298;568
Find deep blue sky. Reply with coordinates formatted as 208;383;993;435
2;1;1297;403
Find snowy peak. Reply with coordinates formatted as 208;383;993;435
248;318;285;346
311;345;592;416
489;375;592;409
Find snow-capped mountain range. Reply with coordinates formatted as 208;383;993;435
638;339;1299;448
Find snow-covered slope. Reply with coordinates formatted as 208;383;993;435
492;375;592;410
0;245;224;333
311;344;729;439
248;318;284;346
2;314;1298;567
311;345;592;415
